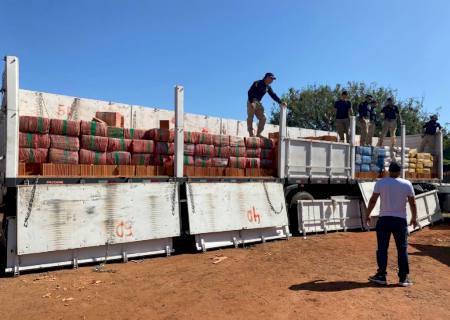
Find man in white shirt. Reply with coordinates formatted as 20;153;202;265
365;162;418;287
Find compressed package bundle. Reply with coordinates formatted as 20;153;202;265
107;126;124;138
19;132;50;149
245;137;261;148
49;148;79;164
197;132;213;145
195;157;212;167
423;168;431;174
81;135;108;152
371;164;381;172
260;149;274;159
230;136;245;147
355;154;362;165
230;146;246;157
214;146;231;158
229;156;246;169
124;128;146;140
409;149;418;158
95;111;123;127
212;134;230;146
154;154;174;167
107;138;132;152
50;135;80;151
246;158;260;168
246;148;261;158
212;158;228;167
19;148;48;163
19;116;50;133
372;147;386;158
416;162;424;169
50;119;81;136
356;146;372;156
194;144;215;157
184;131;199;144
416;168;424;174
360;164;370;172
156;142;174;155
260;159;274;169
79;149;107;165
409;163;416;169
131;153;153;165
361;155;372;164
408;168;415;173
106;151;131;165
184;144;195;156
80;121;107;137
147;128;175;142
423;160;433;168
417;153;431;160
131;140;154;153
260;138;275;149
183;155;195;166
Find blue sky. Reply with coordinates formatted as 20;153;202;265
2;0;449;127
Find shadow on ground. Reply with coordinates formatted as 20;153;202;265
409;243;450;267
289;279;399;292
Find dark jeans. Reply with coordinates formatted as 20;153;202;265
376;216;409;279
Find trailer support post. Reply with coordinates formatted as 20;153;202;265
437;130;443;181
277;104;287;179
401;124;406;179
349;116;356;180
174;85;184;178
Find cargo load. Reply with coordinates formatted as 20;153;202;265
19;116;50;134
50;119;81;136
49;148;79;164
80;120;107;137
19;132;50;149
79;149;107;165
80;135;108;152
50;135;80;151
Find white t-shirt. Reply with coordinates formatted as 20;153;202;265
373;177;415;219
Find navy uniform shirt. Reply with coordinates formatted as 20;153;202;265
334;100;352;119
381;105;399;120
248;80;282;104
358;101;376;121
423;120;442;135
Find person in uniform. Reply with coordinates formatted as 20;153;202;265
358;95;376;145
419;115;442;153
334;91;353;142
377;98;402;147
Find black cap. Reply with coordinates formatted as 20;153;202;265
264;72;276;80
387;97;393;101
388;162;401;173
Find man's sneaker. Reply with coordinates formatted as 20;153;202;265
399;277;413;287
368;273;387;285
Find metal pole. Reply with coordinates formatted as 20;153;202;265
437;131;444;181
174;85;184;178
349;116;356;180
277;104;287;179
401;124;406;179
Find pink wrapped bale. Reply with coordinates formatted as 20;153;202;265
260;148;275;159
19;116;50;134
229;136;245;147
79;149;107;165
50;119;81;136
260;138;275;149
156;142;174;155
147;128;175;142
19;148;48;163
19;133;50;149
106;151;131;165
212;158;229;167
245;157;260;168
197;132;213;145
131;140;154;154
49;148;79;164
212;134;230;146
154;154;174;167
261;159;274;169
194;144;215;157
184;131;199;144
195;157;212;167
107;126;124;138
229;157;246;169
184;155;195;166
124;128;146;140
132;154;154;166
80;135;108;152
214;146;231;158
184;144;195;156
95;111;123;127
229;146;246;157
245;148;261;158
107;138;132;152
80;121;107;137
245;137;261;148
50;135;80;151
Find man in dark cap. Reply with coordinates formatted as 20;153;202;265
247;73;286;137
419;114;442;153
334;91;353;142
365;162;418;287
358;95;376;145
377;97;402;147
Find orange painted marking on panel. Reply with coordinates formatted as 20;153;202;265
247;206;261;224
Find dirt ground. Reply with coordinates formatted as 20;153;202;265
0;224;449;320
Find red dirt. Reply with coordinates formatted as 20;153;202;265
1;224;449;320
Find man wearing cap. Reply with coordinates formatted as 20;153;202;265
334;91;353;143
377;98;402;147
366;162;418;287
419;115;442;153
247;73;286;137
358;95;376;145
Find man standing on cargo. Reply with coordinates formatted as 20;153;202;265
366;162;418;287
247;73;286;137
377;98;402;147
419;115;441;153
358;95;376;145
334;91;353;142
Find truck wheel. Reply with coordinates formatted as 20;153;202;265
290;191;314;207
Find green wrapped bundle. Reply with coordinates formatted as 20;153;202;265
184;155;195;165
245;137;261;148
212;158;228;167
19;148;48;163
194;157;212;167
19;116;50;134
228;156;246;169
131;140;154;154
229;146;246;157
184;131;199;144
154;154;174;167
147;128;175;142
214;146;230;158
245;148;261;158
80;121;107;137
81;135;108;152
107;138;132;152
212;134;230;146
245;157;260;169
194;144;215;157
131;153;154;165
197;132;213;145
79;149;107;165
106;151;131;165
19;132;50;149
184;144;195;156
107;126;125;138
50;119;81;136
229;136;245;147
50;135;80;151
49;148;79;164
124;128;146;140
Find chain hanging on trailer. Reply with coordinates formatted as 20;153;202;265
263;181;283;214
24;176;39;227
171;182;177;216
187;182;196;215
36;92;50;118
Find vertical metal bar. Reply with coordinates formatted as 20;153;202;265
349;116;356;180
401;124;406;179
277;104;287;179
174;85;184;178
436;131;444;181
5;56;19;180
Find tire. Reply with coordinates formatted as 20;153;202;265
290;191;314;207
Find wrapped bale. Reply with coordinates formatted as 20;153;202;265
212;158;228;167
184;155;195;166
106;151;131;165
19;116;50;134
214;146;231;158
107;126;124;138
356;146;372;156
79;149;107;165
95;111;123;127
212;134;230;146
229;156;246;169
260;159;274;169
80;121;107;137
131;140;154;154
355;154;362;165
195;157;212;167
246;158;260;168
361;155;372;164
197;132;213;145
423;160;433;168
260;149;274;159
147;128;175;142
49;148;79;164
50;135;80;151
245;137;261;148
184;131;199;144
417;153;432;160
19;132;50;149
124;128;146;140
230;136;245;147
19;148;48;163
107;138;132;152
195;144;215;157
360;164;370;172
260;138;275;149
131;153;154;166
50;119;80;136
154;154;174;167
184;144;195;156
409;149;418;158
246;148;261;158
81;135;108;152
156;142;175;155
230;146;246;157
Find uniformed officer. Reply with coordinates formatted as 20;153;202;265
377;98;402;147
334;91;353;142
419;115;442;153
358;95;376;145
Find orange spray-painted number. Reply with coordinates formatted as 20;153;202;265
247;207;261;224
115;220;133;238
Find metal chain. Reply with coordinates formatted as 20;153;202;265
187;182;196;214
37;92;50;117
68;98;80;120
263;181;283;214
171;182;177;216
93;240;114;273
24;176;39;227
